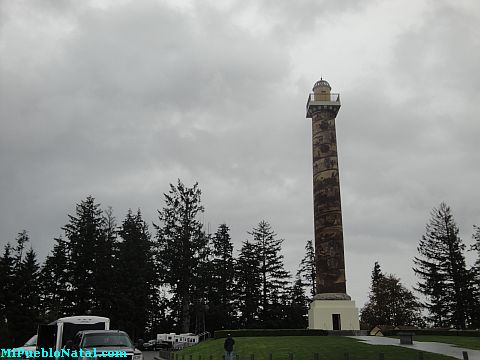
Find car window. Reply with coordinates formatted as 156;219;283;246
81;333;133;348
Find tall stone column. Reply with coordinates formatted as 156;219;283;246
306;78;359;331
312;98;346;295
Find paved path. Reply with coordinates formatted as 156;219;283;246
349;336;480;360
143;350;158;360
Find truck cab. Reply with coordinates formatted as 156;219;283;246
71;330;142;360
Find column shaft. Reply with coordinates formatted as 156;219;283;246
312;109;346;294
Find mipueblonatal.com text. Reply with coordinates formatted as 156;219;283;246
2;347;128;358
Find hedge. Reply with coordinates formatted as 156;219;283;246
214;329;328;339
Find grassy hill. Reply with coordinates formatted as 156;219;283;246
176;336;457;360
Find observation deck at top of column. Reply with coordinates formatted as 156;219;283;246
306;93;341;117
306;78;341;118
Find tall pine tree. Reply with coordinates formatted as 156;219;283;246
0;244;15;346
235;240;262;328
94;207;118;318
249;221;290;327
413;203;475;328
115;209;157;341
12;247;41;345
40;236;70;320
155;180;209;333
469;225;480;327
63;196;117;315
205;224;236;332
297;240;316;297
283;275;309;328
2;232;41;346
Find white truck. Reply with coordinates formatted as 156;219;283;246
36;315;110;358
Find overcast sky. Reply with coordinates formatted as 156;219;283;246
1;0;480;307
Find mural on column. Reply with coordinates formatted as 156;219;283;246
307;79;346;296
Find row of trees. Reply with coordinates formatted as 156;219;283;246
2;182;479;346
361;202;480;330
0;181;316;347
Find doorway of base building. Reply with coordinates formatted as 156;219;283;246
332;314;341;330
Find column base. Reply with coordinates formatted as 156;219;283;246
308;295;360;330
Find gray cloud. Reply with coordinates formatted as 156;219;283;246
1;0;479;308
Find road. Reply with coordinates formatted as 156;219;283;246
143;350;158;360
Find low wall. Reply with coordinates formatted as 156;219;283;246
214;329;368;338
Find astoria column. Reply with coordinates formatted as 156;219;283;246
306;78;359;331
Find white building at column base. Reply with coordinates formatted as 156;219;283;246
308;293;360;330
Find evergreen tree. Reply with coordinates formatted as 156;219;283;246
94;207;118;318
283;275;309;328
11;247;41;345
422;263;450;327
360;262;385;327
212;224;235;307
115;209;157;341
155;180;209;333
205;224;236;332
296;240;316;297
235;240;261;327
413;203;476;328
361;263;422;328
369;261;387;322
40;236;70;320
469;225;480;327
191;233;212;335
1;232;41;346
0;244;15;346
63;196;107;314
249;221;290;326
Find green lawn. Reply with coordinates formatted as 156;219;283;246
175;336;457;360
396;336;480;350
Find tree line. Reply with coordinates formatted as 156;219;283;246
0;180;315;347
1;181;479;347
361;202;480;330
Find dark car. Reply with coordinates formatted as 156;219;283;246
71;330;143;360
141;340;158;350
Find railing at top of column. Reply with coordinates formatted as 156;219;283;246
306;93;340;111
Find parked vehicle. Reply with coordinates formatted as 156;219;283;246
36;315;110;358
141;340;158;350
71;330;142;360
156;333;203;349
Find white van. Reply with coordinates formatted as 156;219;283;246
36;316;110;357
